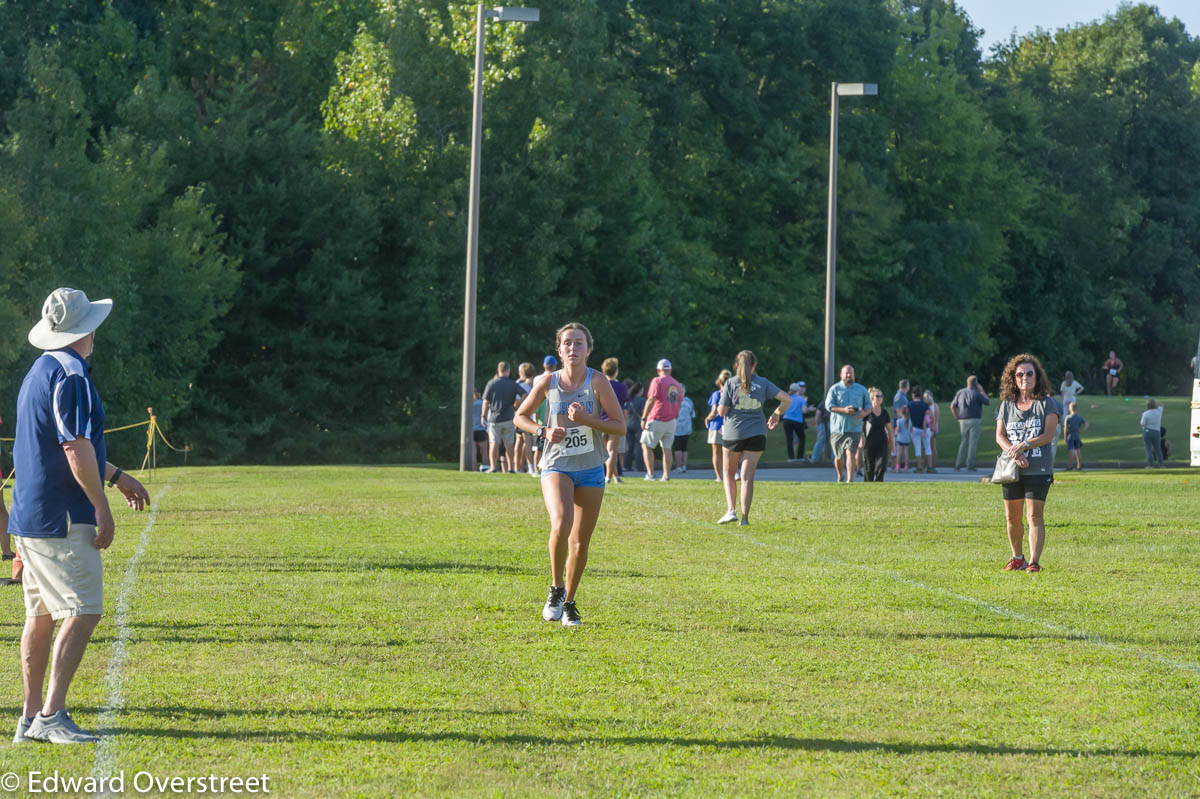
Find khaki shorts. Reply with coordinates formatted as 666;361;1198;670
640;419;676;451
487;420;516;448
16;524;104;619
831;432;860;460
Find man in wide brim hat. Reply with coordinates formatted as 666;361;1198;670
8;288;150;744
26;288;113;350
1;291;116;571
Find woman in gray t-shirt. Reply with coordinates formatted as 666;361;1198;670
993;353;1060;574
715;350;789;527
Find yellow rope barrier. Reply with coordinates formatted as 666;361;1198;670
139;409;157;474
105;420;152;434
155;422;187;453
3;408;188;491
0;419;149;442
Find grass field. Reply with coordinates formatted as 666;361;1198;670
1;465;1198;797
745;394;1193;467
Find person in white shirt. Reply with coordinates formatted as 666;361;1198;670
672;385;696;472
1140;398;1165;467
1058;371;1084;450
1059;372;1084;413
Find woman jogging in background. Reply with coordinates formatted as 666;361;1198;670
1103;351;1123;395
717;351;788;526
704;370;732;482
995;353;1059;573
515;323;625;627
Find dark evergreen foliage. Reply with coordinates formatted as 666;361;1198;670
0;1;1195;462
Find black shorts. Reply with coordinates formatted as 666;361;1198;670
724;435;766;453
674;434;690;451
472;430;487;443
1002;475;1053;502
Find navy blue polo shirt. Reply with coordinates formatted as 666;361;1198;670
8;349;107;538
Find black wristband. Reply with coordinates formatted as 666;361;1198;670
108;467;123;488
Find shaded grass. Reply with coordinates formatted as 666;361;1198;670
0;465;1196;797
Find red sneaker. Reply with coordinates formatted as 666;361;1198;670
1003;556;1027;572
1025;561;1041;573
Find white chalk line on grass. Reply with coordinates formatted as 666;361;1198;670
93;483;172;797
612;493;1200;677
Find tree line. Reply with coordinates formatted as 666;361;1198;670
0;0;1196;464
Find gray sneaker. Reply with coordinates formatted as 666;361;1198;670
13;715;33;744
25;710;99;744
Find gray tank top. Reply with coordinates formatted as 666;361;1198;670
540;368;606;472
997;397;1056;476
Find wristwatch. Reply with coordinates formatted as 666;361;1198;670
536;426;546;439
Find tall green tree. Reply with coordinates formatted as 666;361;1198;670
0;44;237;462
989;5;1200;393
321;2;670;455
879;1;1022;394
600;0;899;391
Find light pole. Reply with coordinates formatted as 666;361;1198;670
823;81;877;399
460;5;540;472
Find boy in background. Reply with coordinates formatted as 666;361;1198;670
1065;401;1087;470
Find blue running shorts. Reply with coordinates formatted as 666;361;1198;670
540;465;606;488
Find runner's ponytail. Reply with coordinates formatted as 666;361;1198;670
735;350;756;394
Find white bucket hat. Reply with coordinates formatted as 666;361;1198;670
28;288;113;350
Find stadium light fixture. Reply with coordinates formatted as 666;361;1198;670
460;6;539;471
823;82;878;399
492;7;539;22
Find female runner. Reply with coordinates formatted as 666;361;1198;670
717;350;789;525
515;323;624;627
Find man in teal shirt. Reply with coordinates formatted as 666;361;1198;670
824;364;870;482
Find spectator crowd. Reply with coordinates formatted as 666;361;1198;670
470;351;1178;478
